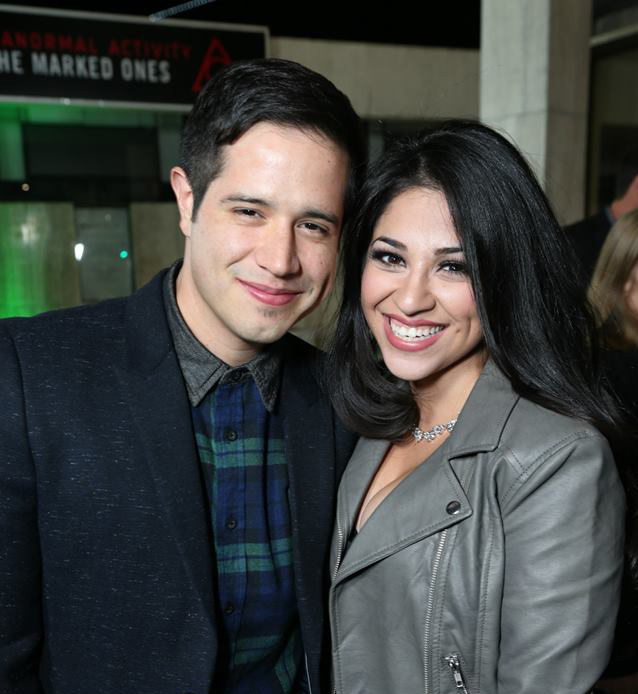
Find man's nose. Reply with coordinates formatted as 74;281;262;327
254;224;301;277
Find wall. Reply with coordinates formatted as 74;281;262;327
271;37;479;120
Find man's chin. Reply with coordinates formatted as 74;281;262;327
238;322;296;348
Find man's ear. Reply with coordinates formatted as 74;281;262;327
170;167;194;238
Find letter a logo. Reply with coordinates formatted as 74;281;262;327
192;37;231;92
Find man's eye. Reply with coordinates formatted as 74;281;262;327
299;221;328;234
235;208;260;218
369;249;404;267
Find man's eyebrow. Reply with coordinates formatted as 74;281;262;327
221;195;339;226
372;236;407;250
303;208;339;226
221;194;272;207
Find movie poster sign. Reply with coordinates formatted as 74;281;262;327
0;4;267;108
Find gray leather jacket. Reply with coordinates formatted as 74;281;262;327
329;362;625;694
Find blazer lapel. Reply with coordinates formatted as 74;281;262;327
115;273;215;618
279;341;339;660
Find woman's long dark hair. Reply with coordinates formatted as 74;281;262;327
327;119;638;573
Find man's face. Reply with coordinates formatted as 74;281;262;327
171;123;349;365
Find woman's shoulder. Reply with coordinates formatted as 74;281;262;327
494;395;618;511
457;360;609;463
460;362;616;504
505;393;608;455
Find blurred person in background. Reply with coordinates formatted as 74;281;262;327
589;208;638;412
589;209;638;694
566;174;638;289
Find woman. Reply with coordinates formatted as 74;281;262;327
327;121;626;694
587;211;638;688
589;208;638;413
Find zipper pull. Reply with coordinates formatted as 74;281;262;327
445;653;470;693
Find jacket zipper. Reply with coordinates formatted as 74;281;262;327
332;515;345;582
331;515;345;694
423;529;448;694
445;653;470;693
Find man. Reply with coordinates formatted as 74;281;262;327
565;172;638;288
0;59;364;694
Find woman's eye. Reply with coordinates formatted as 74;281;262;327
370;249;404;267
439;260;467;275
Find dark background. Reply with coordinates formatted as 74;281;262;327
10;0;635;50
9;1;482;48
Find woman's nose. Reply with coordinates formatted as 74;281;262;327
393;272;436;315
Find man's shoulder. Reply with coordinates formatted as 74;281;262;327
0;269;167;358
1;297;127;349
563;209;611;237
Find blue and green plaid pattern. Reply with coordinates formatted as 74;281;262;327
192;376;303;694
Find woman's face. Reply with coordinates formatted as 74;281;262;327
361;187;484;389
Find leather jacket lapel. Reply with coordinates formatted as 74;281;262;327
334;438;471;584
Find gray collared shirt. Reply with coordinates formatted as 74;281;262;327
162;261;281;411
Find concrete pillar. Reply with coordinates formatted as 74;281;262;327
480;0;592;224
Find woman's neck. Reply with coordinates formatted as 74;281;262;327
412;350;486;429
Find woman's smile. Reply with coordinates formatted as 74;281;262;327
385;315;446;350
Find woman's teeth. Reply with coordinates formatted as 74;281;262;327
390;319;444;341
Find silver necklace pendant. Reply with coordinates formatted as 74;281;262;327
412;418;457;443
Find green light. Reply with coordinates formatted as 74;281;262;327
119;250;129;259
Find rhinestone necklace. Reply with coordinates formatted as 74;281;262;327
412;417;457;443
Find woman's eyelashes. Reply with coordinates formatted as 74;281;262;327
438;259;468;275
369;247;468;276
369;248;405;267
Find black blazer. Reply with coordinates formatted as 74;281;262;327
564;210;612;290
0;270;356;694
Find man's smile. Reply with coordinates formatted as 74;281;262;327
237;278;303;306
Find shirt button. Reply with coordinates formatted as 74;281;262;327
226;517;237;530
226;369;245;384
446;500;462;515
224;427;238;442
224;603;235;615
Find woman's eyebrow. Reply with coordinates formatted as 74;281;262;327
435;246;463;255
372;236;407;250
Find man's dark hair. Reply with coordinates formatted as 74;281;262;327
180;58;365;221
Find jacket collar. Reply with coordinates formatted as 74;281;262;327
333;361;519;583
122;268;174;375
445;359;520;459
